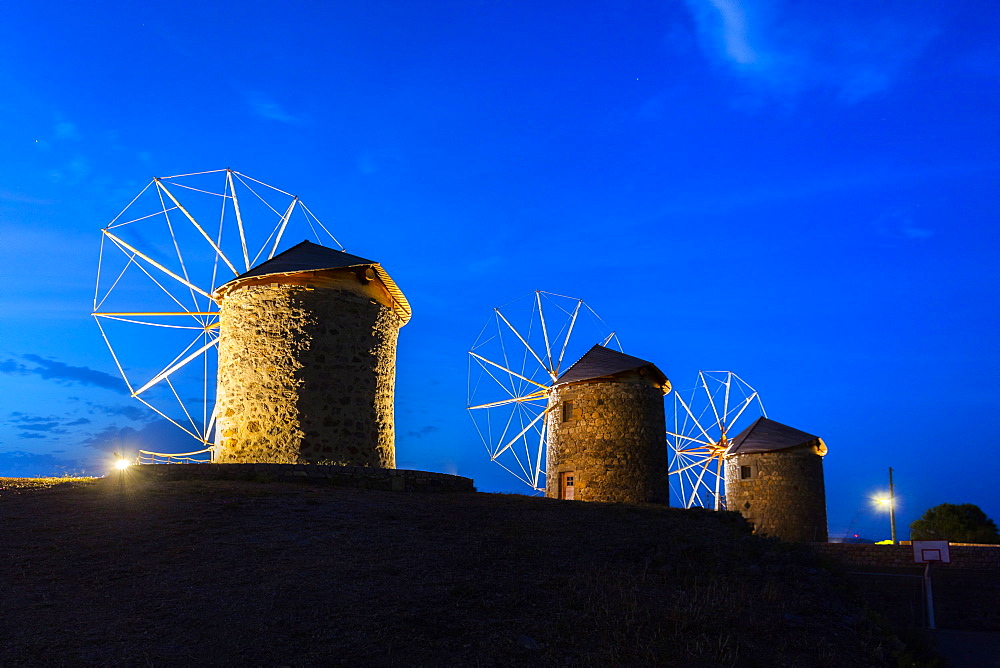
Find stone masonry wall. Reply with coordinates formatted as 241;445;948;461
809;542;1000;571
724;448;827;542
215;278;400;466
545;379;668;504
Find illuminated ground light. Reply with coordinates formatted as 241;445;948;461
115;458;131;471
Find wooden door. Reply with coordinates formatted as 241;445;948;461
561;471;575;500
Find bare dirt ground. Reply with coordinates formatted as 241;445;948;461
1;475;916;666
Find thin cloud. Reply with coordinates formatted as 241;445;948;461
874;207;935;241
6;412;92;436
706;0;757;65
1;355;128;394
54;121;81;141
99;405;157;422
683;0;940;103
17;423;64;433
244;92;303;124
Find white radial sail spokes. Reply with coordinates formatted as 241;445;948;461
666;371;766;510
94;169;347;452
467;291;621;492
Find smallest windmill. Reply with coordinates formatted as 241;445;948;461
723;417;829;542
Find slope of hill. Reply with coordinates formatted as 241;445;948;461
2;476;907;666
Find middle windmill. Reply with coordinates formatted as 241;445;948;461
468;292;619;491
468;292;671;502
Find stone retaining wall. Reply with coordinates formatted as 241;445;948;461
809;542;1000;571
121;463;474;493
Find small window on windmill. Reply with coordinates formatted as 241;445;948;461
563;400;575;422
740;465;753;480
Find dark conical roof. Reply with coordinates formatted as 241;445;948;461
725;417;826;456
554;345;668;388
228;240;377;281
215;240;411;324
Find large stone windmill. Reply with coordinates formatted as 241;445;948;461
93;170;410;467
212;240;411;466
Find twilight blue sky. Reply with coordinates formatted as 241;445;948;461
1;1;997;539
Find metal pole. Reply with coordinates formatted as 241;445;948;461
924;563;936;630
889;467;897;545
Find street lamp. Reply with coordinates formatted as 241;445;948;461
876;467;897;544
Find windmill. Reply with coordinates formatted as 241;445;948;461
92;169;347;461
466;291;620;491
666;371;766;509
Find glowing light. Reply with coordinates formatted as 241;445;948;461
115;459;131;470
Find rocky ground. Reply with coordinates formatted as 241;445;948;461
1;474;926;666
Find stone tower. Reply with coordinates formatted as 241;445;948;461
212;240;411;467
723;417;828;542
545;345;671;504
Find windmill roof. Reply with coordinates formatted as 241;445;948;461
216;240;411;324
554;345;668;387
725;417;826;456
228;240;377;280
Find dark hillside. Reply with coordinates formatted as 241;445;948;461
2;477;901;666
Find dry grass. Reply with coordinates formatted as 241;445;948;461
1;475;901;666
0;476;96;490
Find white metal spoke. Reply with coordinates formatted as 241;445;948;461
725;394;757;432
532;417;547;489
298;201;344;250
471;357;519;400
536;291;555;375
103;231;212;300
92;315;209;330
105;180;155;227
95;170;352;458
555;299;582;375
674;392;716;445
166;182;227;197
232;171;294;197
132;395;206;443
492;398;549;459
227;170;251;271
700;372;725;436
666;431;715;447
468;291;619;492
156;179;239;277
94;318;135;395
94;243;138;311
668;371;766;509
107;206;179;229
269;198;298;259
468;391;547;411
132;337;219;397
165;375;199;435
160;169;227;179
156;181;201;314
495;310;553;382
470;352;549;390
